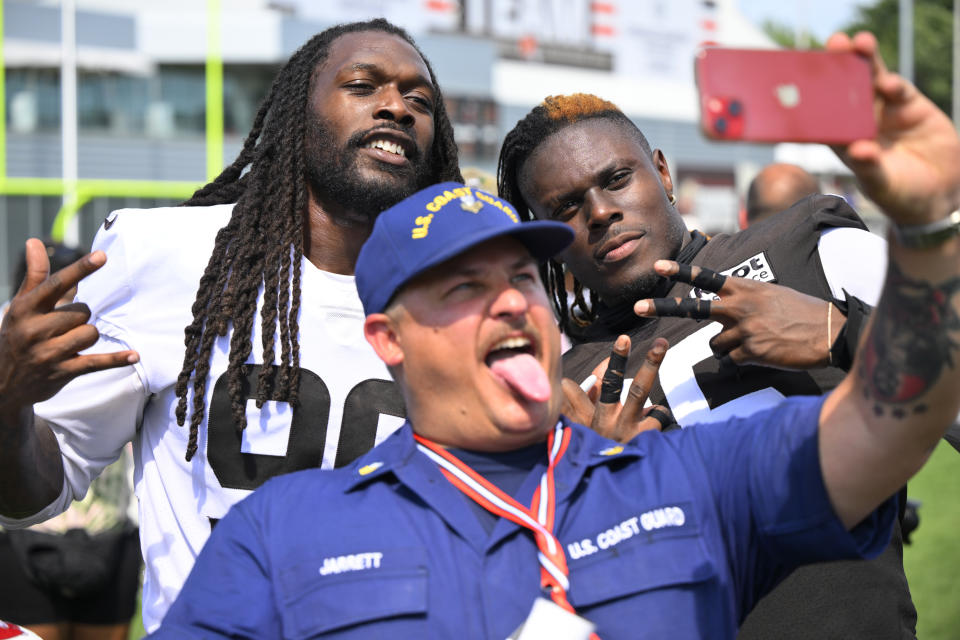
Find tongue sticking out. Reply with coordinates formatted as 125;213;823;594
489;352;552;403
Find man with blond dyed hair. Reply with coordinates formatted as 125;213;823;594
497;48;912;640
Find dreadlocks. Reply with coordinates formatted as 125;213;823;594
175;19;462;461
497;93;653;338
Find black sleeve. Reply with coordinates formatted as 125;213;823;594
829;291;873;372
945;423;960;454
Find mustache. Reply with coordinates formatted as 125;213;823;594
592;225;645;246
346;124;423;162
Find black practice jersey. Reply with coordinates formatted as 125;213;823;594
563;194;917;639
565;195;879;423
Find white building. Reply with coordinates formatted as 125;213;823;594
2;0;860;300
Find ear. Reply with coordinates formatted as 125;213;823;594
364;313;404;367
652;149;675;199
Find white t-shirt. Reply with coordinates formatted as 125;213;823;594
0;204;405;631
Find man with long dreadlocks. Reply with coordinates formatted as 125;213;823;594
0;19;460;631
495;78;915;640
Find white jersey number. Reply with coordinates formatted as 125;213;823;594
206;365;404;490
658;324;820;426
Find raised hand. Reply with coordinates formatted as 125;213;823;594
0;239;138;415
561;335;673;442
633;261;840;370
828;31;960;224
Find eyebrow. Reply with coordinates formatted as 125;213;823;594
513;255;538;270
545;160;623;206
346;62;434;94
448;254;538;277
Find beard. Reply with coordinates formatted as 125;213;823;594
602;270;666;307
303;114;434;221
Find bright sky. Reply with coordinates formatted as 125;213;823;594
737;0;868;43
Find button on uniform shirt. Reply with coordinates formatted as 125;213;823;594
150;396;895;640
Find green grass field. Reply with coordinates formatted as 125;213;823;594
127;442;959;639
903;441;960;640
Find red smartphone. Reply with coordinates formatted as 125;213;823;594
695;48;876;144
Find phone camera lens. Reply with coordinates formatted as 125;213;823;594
728;100;742;116
714;117;728;133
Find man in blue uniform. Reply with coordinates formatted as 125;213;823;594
151;33;960;638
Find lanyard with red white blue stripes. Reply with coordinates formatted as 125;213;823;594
414;423;599;638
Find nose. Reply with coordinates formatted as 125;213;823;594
490;284;529;321
584;188;622;229
374;85;416;128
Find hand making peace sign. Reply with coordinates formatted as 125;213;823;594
634;260;842;371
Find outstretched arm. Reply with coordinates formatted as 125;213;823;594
0;240;138;518
817;31;960;528
636;32;960;529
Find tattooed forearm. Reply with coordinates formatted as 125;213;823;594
859;261;960;418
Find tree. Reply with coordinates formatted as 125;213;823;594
761;20;824;50
845;0;953;115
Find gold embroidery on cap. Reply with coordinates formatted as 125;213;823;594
412;214;434;239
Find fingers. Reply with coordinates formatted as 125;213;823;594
21;249;107;311
639;297;713;320
586;358;610;402
18;239;51;297
592;336;631;438
617;405;674;442
595;337;670;443
55;349;140;379
708;328;742;361
644;406;673;428
560;378;597;427
674;263;727;293
27;303;93;335
634;261;745;320
599;336;629;403
590;336;630;440
826;31;885;75
5;304;95;350
650;260;727;293
632;261;726;319
851;31;885;75
20;324;136;377
578;373;599;404
824;31;852;52
638;405;674;433
573;336;673;443
619;338;668;427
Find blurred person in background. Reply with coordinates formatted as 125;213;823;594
742;162;821;229
0;241;140;640
497;52;912;640
0;18;461;632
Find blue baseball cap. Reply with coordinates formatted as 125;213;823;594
356;182;574;314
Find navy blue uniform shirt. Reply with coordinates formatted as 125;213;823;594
152;395;895;639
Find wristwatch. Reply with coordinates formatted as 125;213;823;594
891;209;960;248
